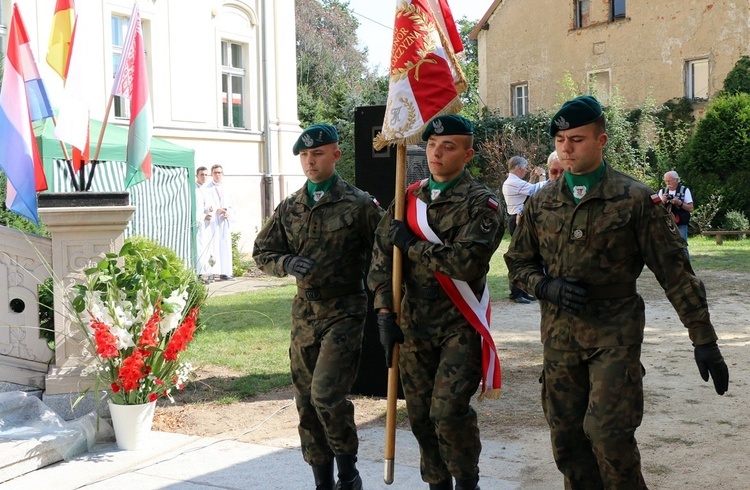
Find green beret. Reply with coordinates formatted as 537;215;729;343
293;123;339;155
549;95;603;136
421;114;474;141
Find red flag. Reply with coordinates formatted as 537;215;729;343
112;4;152;188
374;0;466;150
429;0;464;54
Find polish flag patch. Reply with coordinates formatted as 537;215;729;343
487;197;499;210
651;194;661;204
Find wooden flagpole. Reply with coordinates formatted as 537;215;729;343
384;144;407;484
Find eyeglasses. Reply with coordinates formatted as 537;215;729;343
212;171;223;174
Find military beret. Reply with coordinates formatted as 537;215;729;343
293;123;339;155
421;114;474;141
549;95;603;136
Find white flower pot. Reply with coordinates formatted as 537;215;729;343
108;400;157;450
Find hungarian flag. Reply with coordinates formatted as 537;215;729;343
0;5;54;223
46;0;75;80
112;3;152;189
373;0;466;150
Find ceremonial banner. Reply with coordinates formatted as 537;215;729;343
374;0;466;150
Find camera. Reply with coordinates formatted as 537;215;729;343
665;194;674;202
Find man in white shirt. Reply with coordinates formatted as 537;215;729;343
208;164;235;280
502;156;547;303
659;170;693;258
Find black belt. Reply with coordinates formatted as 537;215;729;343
297;280;365;301
408;285;441;300
586;281;637;300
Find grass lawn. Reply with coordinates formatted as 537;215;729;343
186;233;750;399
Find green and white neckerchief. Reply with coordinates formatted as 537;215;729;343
563;163;606;204
307;172;338;205
428;170;464;201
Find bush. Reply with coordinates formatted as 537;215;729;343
722;210;749;239
231;231;254;278
679;93;750;226
691;193;722;232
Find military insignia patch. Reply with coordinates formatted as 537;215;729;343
650;193;661;204
487;197;499;210
431;189;441;200
433;119;444;134
312;190;325;202
665;215;677;234
481;216;493;233
372;197;380;207
554;116;570;130
301;133;314;148
573;185;587;199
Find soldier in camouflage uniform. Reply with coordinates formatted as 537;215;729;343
368;115;504;490
253;123;383;490
504;96;729;489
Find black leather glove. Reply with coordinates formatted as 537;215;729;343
694;341;729;395
377;312;404;368
535;276;588;315
389;220;419;252
283;255;315;280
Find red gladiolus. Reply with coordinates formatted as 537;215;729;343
91;320;118;358
118;350;146;392
155;378;163;386
138;309;162;348
163;307;199;361
149;393;158;402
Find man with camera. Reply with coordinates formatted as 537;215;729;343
659;170;694;257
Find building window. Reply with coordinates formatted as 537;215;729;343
686;58;709;100
112;15;130;119
575;0;590;29
611;0;626;20
221;40;246;128
511;83;529;116
588;70;611;106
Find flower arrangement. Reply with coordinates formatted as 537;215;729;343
70;241;201;405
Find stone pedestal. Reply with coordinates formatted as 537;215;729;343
38;197;135;395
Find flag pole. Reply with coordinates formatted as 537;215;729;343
50;115;79;191
384;143;406;484
93;93;115;161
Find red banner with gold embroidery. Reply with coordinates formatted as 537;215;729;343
374;0;466;150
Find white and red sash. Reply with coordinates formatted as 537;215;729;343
405;180;501;399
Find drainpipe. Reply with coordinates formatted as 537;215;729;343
261;0;274;219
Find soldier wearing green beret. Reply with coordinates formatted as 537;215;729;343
505;95;729;488
368;114;505;490
253;123;384;490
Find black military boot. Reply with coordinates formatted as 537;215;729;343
312;460;335;490
454;476;479;490
429;479;453;489
334;454;363;490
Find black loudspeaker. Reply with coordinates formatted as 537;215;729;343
351;105;403;399
354;105;396;207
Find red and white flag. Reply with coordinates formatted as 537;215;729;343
374;0;466;150
112;3;152;189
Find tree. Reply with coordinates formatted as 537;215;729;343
295;0;388;181
721;55;750;96
456;18;480;120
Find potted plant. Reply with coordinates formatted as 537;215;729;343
69;241;201;449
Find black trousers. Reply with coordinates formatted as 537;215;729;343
507;215;525;299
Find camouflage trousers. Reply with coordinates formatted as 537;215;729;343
541;344;648;490
290;309;365;466
399;326;482;483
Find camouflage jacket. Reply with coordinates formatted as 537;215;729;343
368;172;505;338
504;163;717;350
253;175;383;297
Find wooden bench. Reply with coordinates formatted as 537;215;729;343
700;230;750;245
